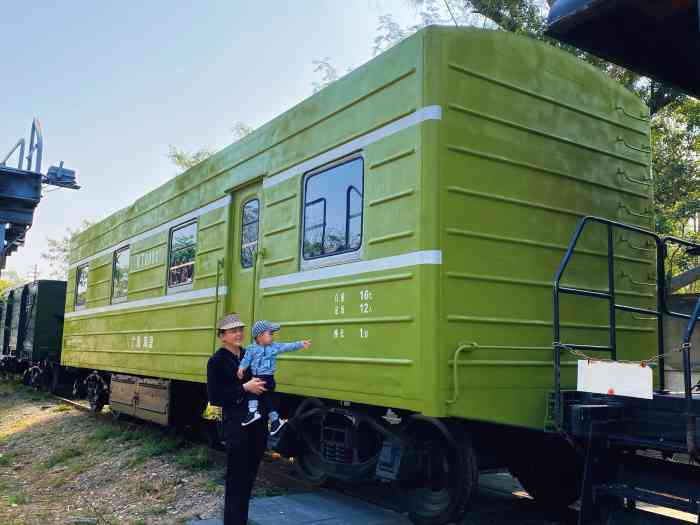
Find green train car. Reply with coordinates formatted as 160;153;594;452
62;27;653;523
0;281;67;387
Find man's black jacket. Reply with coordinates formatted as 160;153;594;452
207;347;251;438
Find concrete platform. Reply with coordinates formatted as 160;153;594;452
188;490;411;525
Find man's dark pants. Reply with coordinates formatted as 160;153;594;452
224;412;268;525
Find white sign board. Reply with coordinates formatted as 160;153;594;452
577;360;653;400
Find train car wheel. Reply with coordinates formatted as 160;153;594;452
293;449;328;487
291;398;328;487
72;377;86;399
29;367;43;391
403;418;475;525
85;372;108;413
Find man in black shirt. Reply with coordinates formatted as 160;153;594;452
207;313;267;525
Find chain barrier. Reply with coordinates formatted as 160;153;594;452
554;341;689;367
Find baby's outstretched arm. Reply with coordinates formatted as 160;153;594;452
273;340;311;354
237;367;245;380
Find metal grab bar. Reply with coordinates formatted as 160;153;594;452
618;202;652;219
446;342;477;404
619;269;656;287
618;234;654;252
617;135;651;154
616;105;650;123
211;258;225;350
617;167;651;186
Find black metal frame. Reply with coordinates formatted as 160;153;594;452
552;216;700;454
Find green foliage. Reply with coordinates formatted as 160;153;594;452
129;433;184;465
0;451;17;466
44;446;83;469
166;145;216;173
652;98;700;238
40;220;93;280
167;121;254;174
8;492;28;505
88;424;123;443
174;445;215;470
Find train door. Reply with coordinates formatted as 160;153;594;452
228;182;263;331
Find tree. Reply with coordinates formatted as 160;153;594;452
167;121;254;174
311;58;341;94
40;220;93;280
231;121;254;140
166;145;216;173
0;271;26;297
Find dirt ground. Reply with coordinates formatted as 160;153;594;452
0;377;288;525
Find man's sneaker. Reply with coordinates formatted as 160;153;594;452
269;418;286;436
242;411;261;426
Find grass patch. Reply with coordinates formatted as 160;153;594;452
88;424;124;443
8;491;28;505
52;404;71;413
174;446;214;471
44;446;83;469
26;389;51;402
202;479;223;495
0;451;17;466
129;433;184;466
116;427;152;443
149;505;169;516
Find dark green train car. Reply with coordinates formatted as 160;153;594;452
7;285;28;363
0;290;14;363
1;280;67;388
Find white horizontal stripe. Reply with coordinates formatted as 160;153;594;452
260;250;442;289
64;286;227;319
263;105;443;189
70;195;231;268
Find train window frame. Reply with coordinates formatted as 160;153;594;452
167;220;197;293
240;198;260;269
75;263;89;310
111;245;130;304
300;154;364;271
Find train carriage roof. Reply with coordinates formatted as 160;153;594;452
547;0;700;98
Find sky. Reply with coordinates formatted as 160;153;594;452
0;1;425;279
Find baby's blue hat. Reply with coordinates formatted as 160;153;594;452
252;320;281;338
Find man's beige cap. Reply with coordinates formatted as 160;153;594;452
218;313;246;330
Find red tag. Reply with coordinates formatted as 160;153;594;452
607;388;615;395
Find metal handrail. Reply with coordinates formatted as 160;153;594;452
681;295;700;461
1;139;25;169
552;215;700;459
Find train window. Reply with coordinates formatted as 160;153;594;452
112;246;130;302
75;264;89;309
168;221;197;288
302;156;363;260
241;199;260;269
